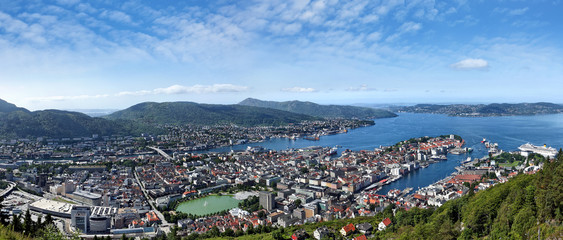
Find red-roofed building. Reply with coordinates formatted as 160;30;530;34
340;223;356;236
354;235;368;240
378;217;392;231
447;174;482;184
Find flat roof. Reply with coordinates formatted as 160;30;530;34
29;199;74;215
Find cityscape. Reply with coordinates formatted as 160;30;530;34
1;0;562;240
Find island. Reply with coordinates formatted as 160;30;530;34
394;102;563;117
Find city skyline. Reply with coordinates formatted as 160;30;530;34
1;0;562;110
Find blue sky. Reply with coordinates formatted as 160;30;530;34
0;0;562;110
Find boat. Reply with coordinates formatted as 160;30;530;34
518;143;558;158
304;135;320;141
463;157;472;164
481;138;486;143
328;147;338;156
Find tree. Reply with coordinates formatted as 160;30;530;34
0;196;8;226
11;214;22;232
24;209;33;235
44;214;53;226
294;199;302;208
273;230;284;240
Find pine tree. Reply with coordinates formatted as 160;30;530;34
23;209;32;235
11;214;22;232
45;213;53;226
0;196;7;226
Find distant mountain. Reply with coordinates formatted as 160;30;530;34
238;98;397;119
105;101;321;126
396;102;563;116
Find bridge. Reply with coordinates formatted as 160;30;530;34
0;181;16;198
148;146;173;161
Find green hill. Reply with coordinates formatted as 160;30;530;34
0;109;156;139
105;101;322;126
0;99;158;139
238;98;397;119
0;99;27;113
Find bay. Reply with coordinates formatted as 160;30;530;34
205;113;563;193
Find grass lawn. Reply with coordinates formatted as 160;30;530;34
52;197;76;204
498;161;521;168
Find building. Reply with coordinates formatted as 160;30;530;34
89;215;110;234
71;206;91;233
353;235;368;240
340;223;355;236
259;191;275;211
291;229;308;240
356;222;373;234
29;199;73;218
378;217;392;231
313;226;330;240
69;190;102;206
114;208;139;229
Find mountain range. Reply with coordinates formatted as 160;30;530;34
0;98;394;138
103;101;321;126
238;98;397;119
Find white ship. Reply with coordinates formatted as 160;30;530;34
518;143;558;158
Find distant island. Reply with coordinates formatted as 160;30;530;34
394;102;563;117
238;98;397;119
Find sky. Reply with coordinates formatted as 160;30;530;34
0;0;562;110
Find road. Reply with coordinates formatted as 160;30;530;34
133;169;171;234
0;181;16;198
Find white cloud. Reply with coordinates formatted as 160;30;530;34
281;87;317;92
450;58;489;70
30;84;249;102
346;84;376;91
386;21;422;42
493;7;529;16
99;10;134;24
400;22;422;33
30;94;109;102
269;22;302;35
118;84;249;96
508;7;529;16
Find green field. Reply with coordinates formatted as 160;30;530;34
498;161;521;168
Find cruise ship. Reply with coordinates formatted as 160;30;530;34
518;143;558;158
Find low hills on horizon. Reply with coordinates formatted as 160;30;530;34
395;102;563;116
2;98;563;139
0;98;395;139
